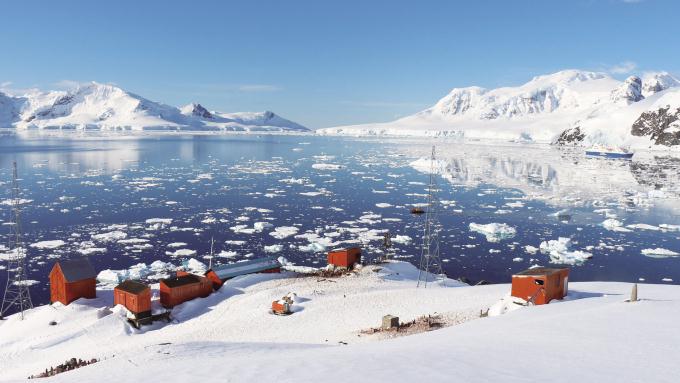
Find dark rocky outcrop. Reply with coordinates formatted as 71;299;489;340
186;103;213;119
611;76;644;104
631;105;680;146
552;126;585;145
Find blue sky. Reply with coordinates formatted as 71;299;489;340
1;0;678;128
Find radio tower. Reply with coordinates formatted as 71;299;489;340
1;161;33;320
417;146;445;288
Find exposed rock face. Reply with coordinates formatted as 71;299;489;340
185;103;213;119
611;76;644;104
631;105;680;146
553;126;585;145
642;72;680;97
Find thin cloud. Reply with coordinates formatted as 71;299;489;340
609;61;637;74
0;81;12;89
342;100;428;109
53;80;88;90
237;84;282;92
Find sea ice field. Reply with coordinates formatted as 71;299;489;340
0;132;679;315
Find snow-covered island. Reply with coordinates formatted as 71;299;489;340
1;260;678;382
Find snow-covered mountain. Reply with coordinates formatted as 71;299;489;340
318;69;680;148
180;103;308;132
0;82;309;132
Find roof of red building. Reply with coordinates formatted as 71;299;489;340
115;280;149;294
55;258;97;282
514;267;567;276
161;274;204;288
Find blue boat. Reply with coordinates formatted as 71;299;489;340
585;145;634;159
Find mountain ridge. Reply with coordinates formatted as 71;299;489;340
318;69;680;147
0;82;309;132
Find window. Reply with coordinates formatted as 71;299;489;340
534;279;544;286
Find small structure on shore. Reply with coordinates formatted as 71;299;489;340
205;257;281;289
327;247;361;269
49;259;97;305
382;315;399;329
114;280;152;320
160;274;213;308
511;267;569;305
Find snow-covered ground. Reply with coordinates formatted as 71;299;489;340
1;261;679;382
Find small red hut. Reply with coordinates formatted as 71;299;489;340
49;258;97;305
327;247;361;269
511;267;569;305
159;274;213;308
114;280;151;318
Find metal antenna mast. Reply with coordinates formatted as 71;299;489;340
417;146;445;288
208;236;215;270
1;161;33;319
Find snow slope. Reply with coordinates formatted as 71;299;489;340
318;70;680;148
1;261;679;382
0;83;308;132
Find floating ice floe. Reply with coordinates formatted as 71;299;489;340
659;224;680;232
230;225;256;235
29;240;66;250
264;244;283;253
92;231;127;243
524;245;539;254
299;242;327;253
270;226;299;239
254;222;274;232
375;203;393;208
602;219;632;232
391;235;412;245
539;237;593;265
641;248;680;258
626;224;660;231
468;223;517;242
224;240;246;246
0;198;33;206
167;242;188;248
217;250;239;258
166;249;197;257
312;163;343;170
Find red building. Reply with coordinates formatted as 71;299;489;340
327;247;361;269
49;258;97;305
511;267;569;305
159;274;213;308
114;280;152;318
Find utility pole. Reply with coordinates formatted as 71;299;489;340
417;146;445;288
1;161;33;319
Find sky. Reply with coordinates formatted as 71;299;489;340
1;0;679;129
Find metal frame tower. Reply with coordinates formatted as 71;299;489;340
1;161;33;319
417;146;445;288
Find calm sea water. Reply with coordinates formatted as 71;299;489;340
1;132;679;313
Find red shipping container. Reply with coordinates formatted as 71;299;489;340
327;247;362;269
